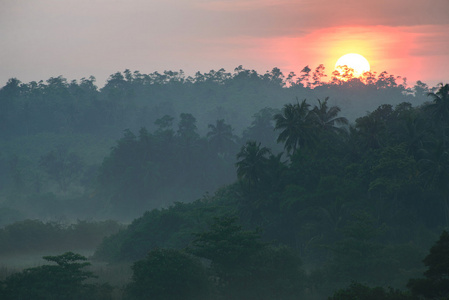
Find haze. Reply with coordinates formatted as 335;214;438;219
1;0;448;86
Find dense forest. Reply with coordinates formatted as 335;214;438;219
1;65;448;299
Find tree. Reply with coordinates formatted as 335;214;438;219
39;147;83;192
0;78;21;133
207;119;236;156
311;97;348;133
297;65;311;88
1;252;111;300
413;80;430;97
235;141;271;188
177;113;199;142
189;216;265;283
331;65;356;84
189;217;306;300
96;129;161;217
425;83;449;139
274;99;315;154
154;115;175;144
354;112;387;149
242;107;279;149
311;64;327;87
154;115;174;133
408;231;449;299
125;249;211;300
369;144;417;201
329;211;391;285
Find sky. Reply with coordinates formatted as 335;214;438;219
1;0;448;87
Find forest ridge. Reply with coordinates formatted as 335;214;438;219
0;66;448;299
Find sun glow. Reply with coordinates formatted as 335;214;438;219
335;53;370;77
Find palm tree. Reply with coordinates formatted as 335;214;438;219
426;83;449;123
426;83;449;145
311;97;348;133
235;141;271;187
207;119;235;155
274;99;314;154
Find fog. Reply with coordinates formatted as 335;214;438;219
0;67;447;299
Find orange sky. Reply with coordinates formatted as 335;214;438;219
1;0;448;87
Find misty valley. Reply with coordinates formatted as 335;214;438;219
1;67;449;299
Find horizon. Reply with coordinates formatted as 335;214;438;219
1;0;448;89
0;64;442;90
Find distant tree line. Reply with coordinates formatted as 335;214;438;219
0;65;435;221
0;66;433;139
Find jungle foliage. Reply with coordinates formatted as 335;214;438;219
0;68;447;299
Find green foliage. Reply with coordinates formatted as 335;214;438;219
369;144;417;196
327;211;393;285
124;249;211;300
0;252;112;300
189;216;265;280
189;216;305;300
1;70;448;299
96;123;237;218
93;198;235;262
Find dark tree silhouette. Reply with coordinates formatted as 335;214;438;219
311;97;348;133
235;141;271;188
274;99;315;154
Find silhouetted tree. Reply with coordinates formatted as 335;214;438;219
311;97;348;133
235;141;271;188
274;99;315;154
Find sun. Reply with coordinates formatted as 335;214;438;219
335;53;370;77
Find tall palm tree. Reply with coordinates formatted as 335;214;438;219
274;99;314;154
235;141;271;187
311;97;348;133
